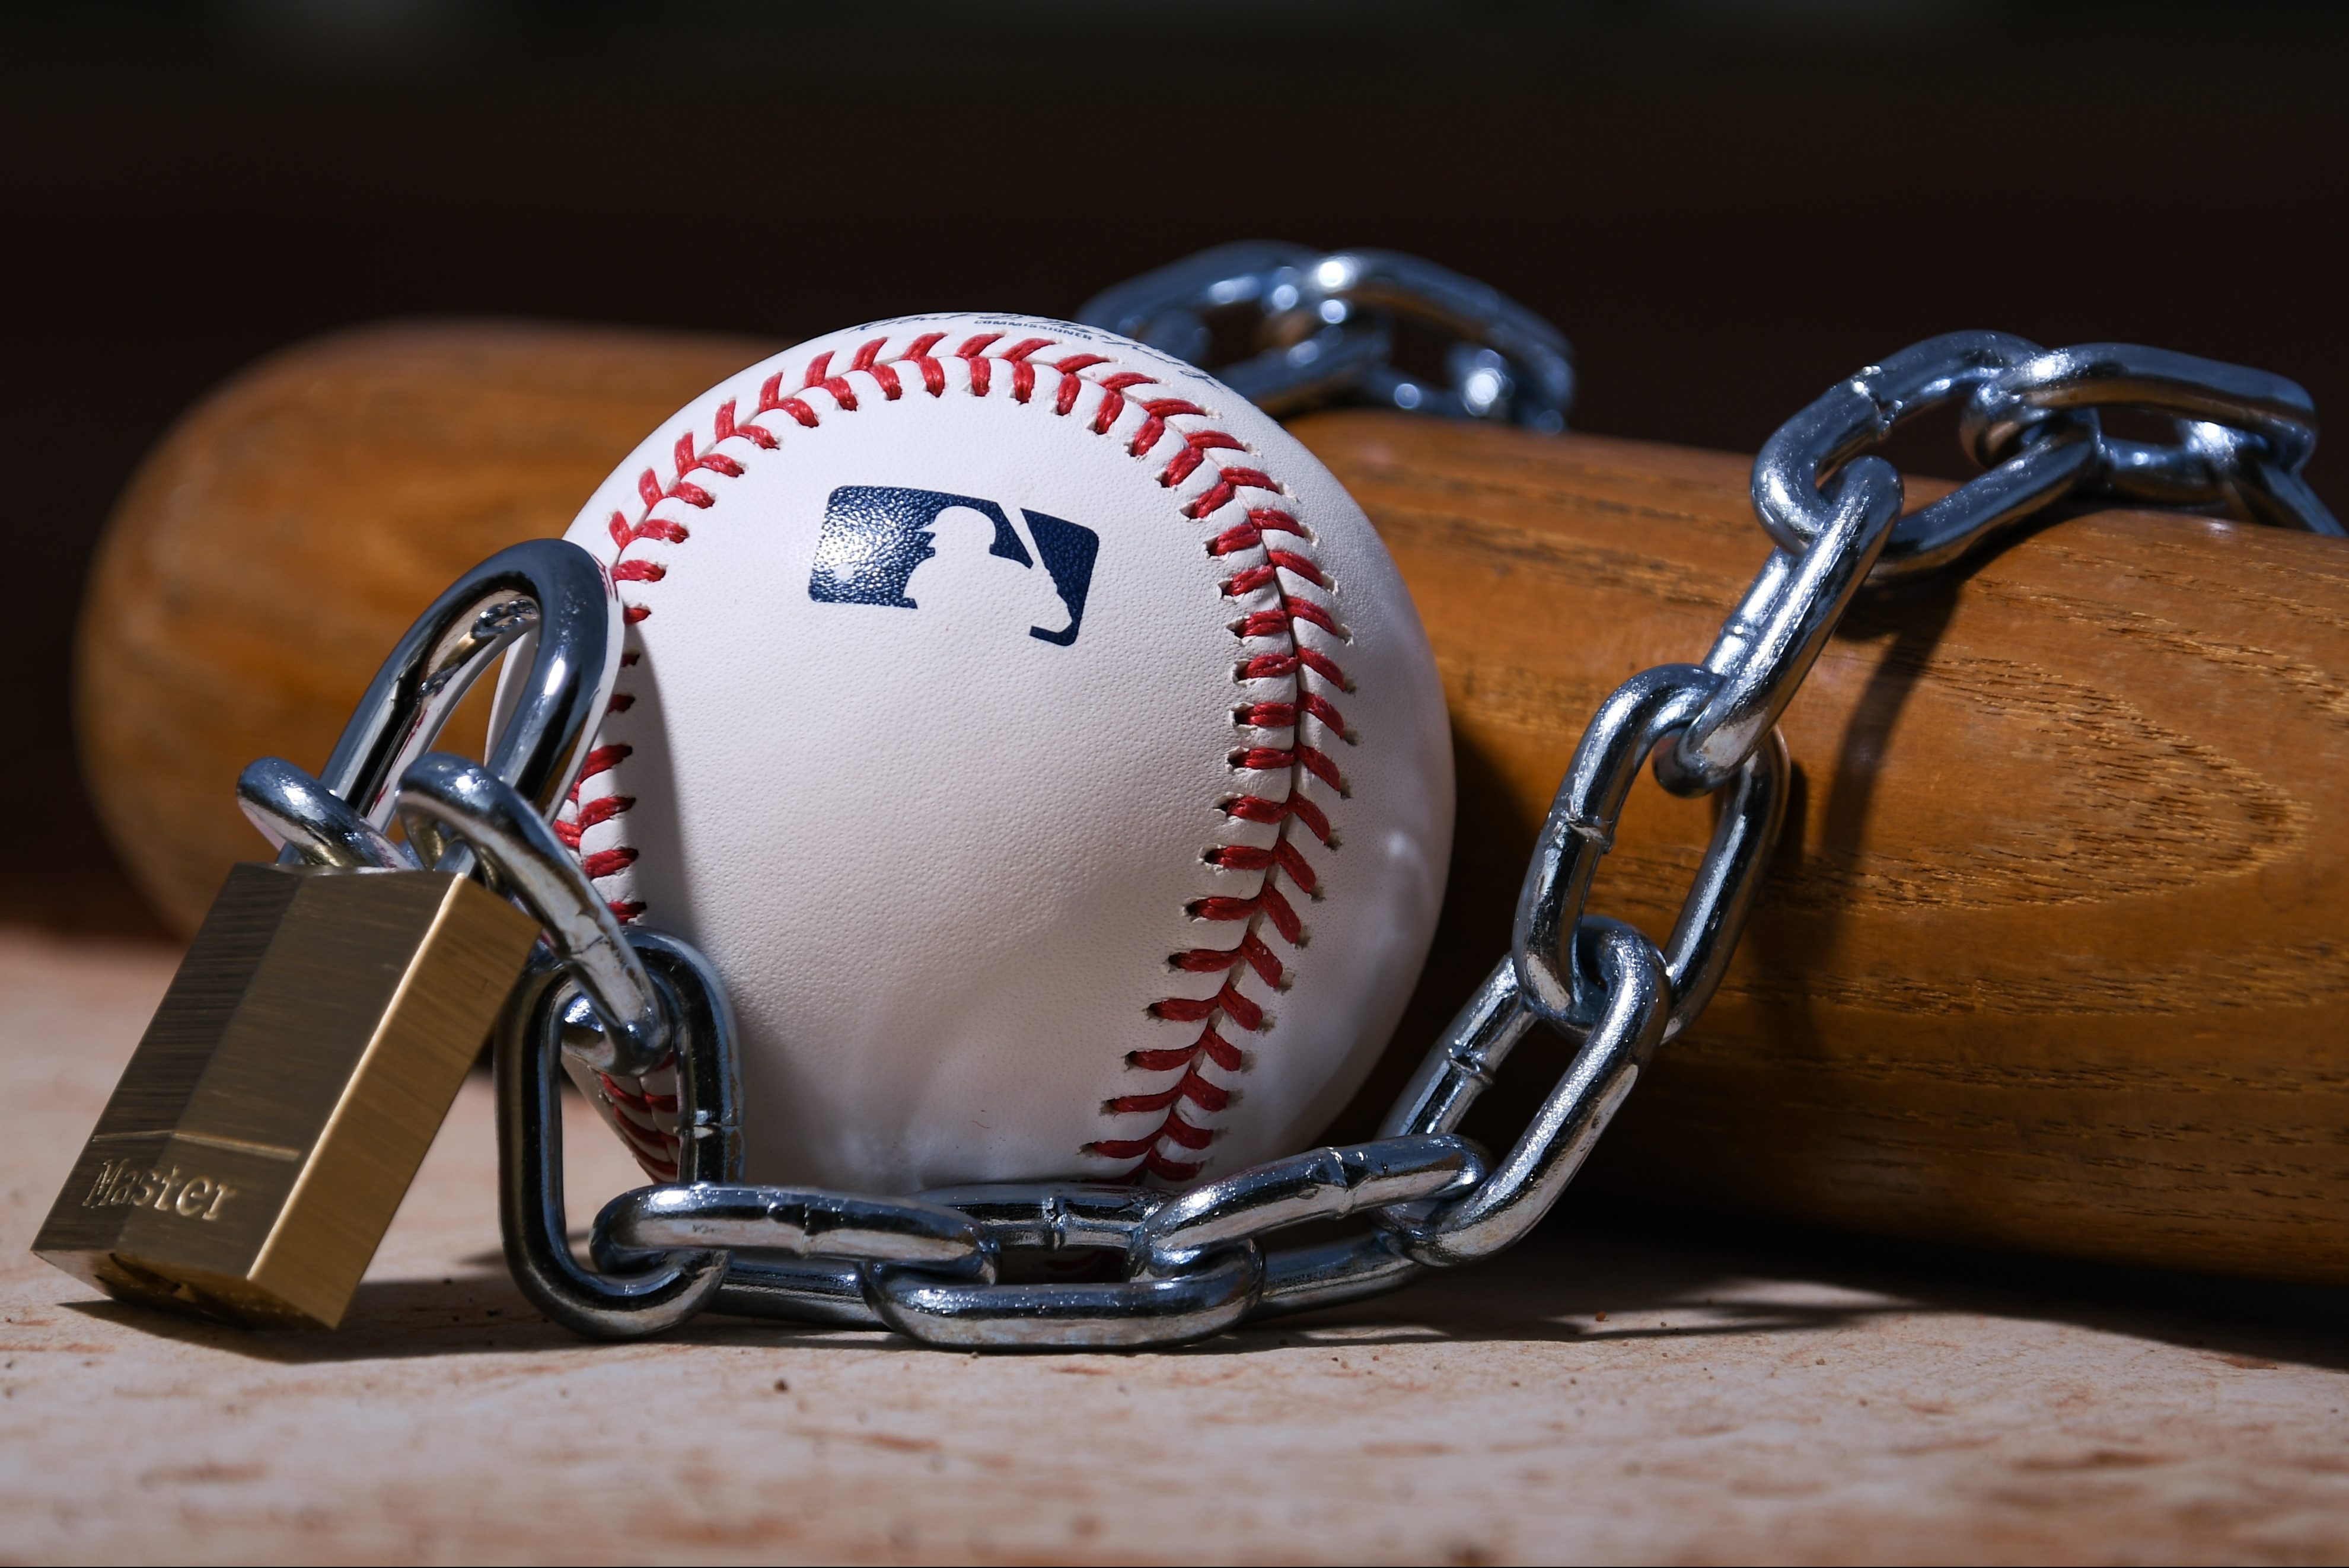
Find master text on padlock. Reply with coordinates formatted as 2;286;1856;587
81;1158;237;1221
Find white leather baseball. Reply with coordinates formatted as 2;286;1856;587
498;312;1453;1193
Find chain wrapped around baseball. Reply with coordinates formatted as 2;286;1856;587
78;318;2349;1278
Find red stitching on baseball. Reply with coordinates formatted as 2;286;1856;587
607;1107;680;1180
906;332;948;396
1161;429;1248;487
1225;791;1332;844
580;846;639;879
573;744;632;788
1090;371;1155;434
713;401;776;452
1105;1068;1229;1116
957;334;1003;397
553;793;634;850
849;338;905;401
1053;353;1109;416
578;329;1352;1185
598;1072;678;1116
1204;843;1319;897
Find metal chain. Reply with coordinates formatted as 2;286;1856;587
249;327;2331;1349
1076;240;1575;432
1753;332;2338;580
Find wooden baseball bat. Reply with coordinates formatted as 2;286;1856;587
78;320;2349;1285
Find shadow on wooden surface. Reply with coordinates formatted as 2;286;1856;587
63;1210;2349;1376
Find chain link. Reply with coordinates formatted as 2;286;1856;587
266;317;2324;1349
1755;332;2338;581
1076;240;1575;432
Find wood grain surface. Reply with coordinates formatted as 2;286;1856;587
4;929;2347;1565
74;322;2349;1286
1298;417;2349;1288
78;320;774;935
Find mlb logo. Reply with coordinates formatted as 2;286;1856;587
808;485;1101;646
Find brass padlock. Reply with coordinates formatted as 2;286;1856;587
35;541;623;1328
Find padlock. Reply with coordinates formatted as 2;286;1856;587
33;540;626;1329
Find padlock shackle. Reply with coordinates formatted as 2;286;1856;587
397;751;671;1076
312;539;621;835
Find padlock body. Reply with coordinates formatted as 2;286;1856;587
34;862;540;1328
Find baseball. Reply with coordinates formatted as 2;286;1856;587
501;312;1453;1193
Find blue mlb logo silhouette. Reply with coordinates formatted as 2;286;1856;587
808;486;1099;646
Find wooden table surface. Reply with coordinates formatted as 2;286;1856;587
4;929;2347;1566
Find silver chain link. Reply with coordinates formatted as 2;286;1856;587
1076;240;1575;432
1754;332;2338;581
248;308;2332;1349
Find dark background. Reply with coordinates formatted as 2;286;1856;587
7;1;2346;937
